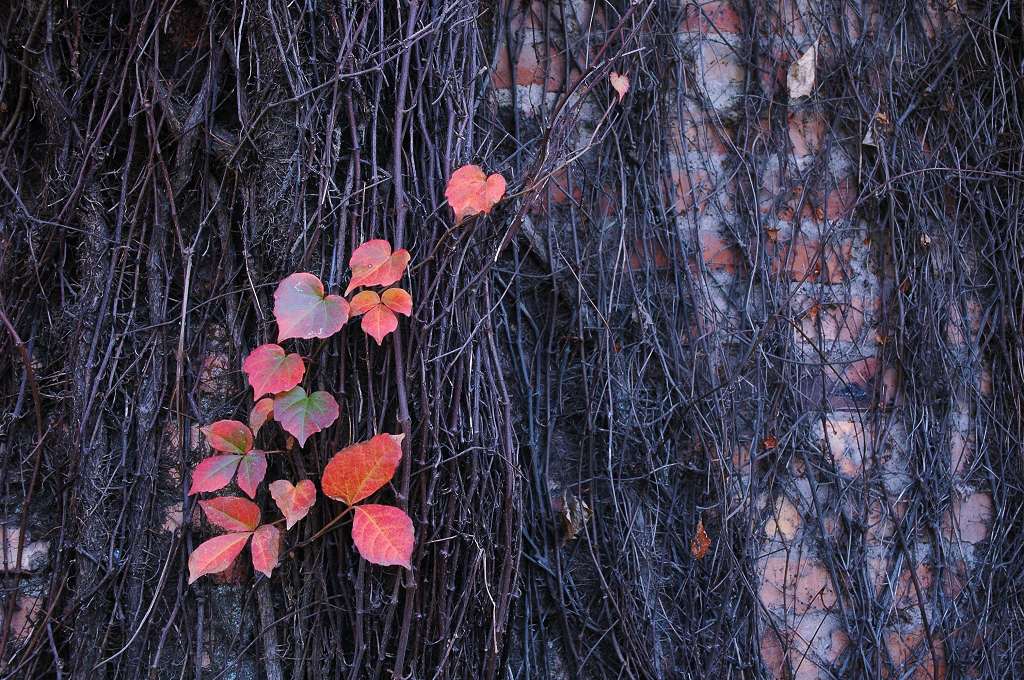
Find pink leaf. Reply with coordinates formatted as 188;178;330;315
201;420;253;454
273;273;350;342
274;386;339;447
188;532;251;583
199;497;261;532
345;240;411;295
250;398;274;436
444;165;506;223
189;455;242;495
236;452;268;499
348;288;412;344
242;344;305;398
321;434;403;506
269;479;317;529
351;504;414;568
250;525;281;578
610;71;629;102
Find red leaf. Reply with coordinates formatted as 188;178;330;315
274;386;339;447
250;398;274;436
250;524;281;577
691;519;711;560
610;71;630;102
345;240;411;295
201;420;253;454
269;479;317;529
444;165;506;223
321;433;403;505
199;497;261;532
189;455;242;495
351;504;414;568
242;344;305;399
236;451;268;499
348;288;412;345
273;273;350;341
188;532;252;583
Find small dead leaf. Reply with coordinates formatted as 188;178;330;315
610;71;629;102
788;41;817;100
691;519;711;560
557;492;592;544
761;435;779;450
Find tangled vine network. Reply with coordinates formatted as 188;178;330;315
0;0;1022;678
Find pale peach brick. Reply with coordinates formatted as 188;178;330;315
790;612;849;679
1;594;41;642
679;1;742;34
817;417;871;477
765;496;802;543
699;230;741;273
772;236;851;283
943;491;992;544
792;557;838;613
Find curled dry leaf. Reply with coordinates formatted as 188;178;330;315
351;504;414;568
188;532;251;584
250;524;281;578
348;288;413;345
199;497;261;532
269;479;317;529
189;455;242;495
321;433;403;506
274;386;339;447
691;519;711;560
236;451;268;499
610;71;629;101
788;40;817;100
444;165;506;223
273;273;350;342
250;398;274;436
345;240;411;295
242;344;304;399
201;420;253;454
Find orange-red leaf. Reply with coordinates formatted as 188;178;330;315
691;519;711;560
345;240;411;295
201;420;253;454
351;504;414;568
274;386;339;447
444;165;506;223
199;497;261;532
236;451;268;499
348;288;412;345
321;433;403;505
242;344;305;399
610;71;629;101
273;273;350;341
250;524;281;577
250;398;274;436
189;455;242;495
269;479;317;530
188;532;251;583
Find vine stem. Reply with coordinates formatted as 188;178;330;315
287;506;354;554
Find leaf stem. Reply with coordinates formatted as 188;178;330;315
288;506;354;554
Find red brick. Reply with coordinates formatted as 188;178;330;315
668;167;713;213
771;236;851;283
1;594;41;642
791;613;849;679
884;627;946;680
822;176;856;220
792;558;838;613
680;1;741;34
831;357;899;409
491;3;566;91
943;491;992;544
818;417;871;477
788;111;827;160
894;561;934;608
759;555;795;610
760;627;789;677
800;298;867;344
627;238;671;271
699;230;740;273
950;429;973;476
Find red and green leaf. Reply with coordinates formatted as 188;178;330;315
348;288;412;345
236;451;268;499
189;455;242;495
351;504;414;568
250;524;281;578
269;479;317;530
321;433;403;505
274;386;339;447
273;273;350;342
201;420;253;454
345;240;411;294
444;165;506;223
199;497;261;532
242;344;304;398
250;398;274;436
188;532;252;583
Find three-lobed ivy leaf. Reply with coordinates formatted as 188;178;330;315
345;240;411;295
250;397;274;436
348;288;412;345
242;344;305;399
200;497;261;532
351;504;414;569
189;455;243;495
444;165;506;223
274;273;350;342
321;433;403;505
250;524;281;577
269;479;317;530
188;532;252;583
201;420;253;454
274;386;339;447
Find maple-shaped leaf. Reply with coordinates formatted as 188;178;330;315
273;273;350;342
189;455;242;495
201;420;253;454
351;504;414;568
321;433;403;505
251;524;281;577
610;71;629;102
444;165;506;223
199;497;261;532
236;451;268;499
188;532;252;583
242;344;305;399
348;288;412;345
345;240;411;295
269;479;317;529
274;386;339;447
250;398;274;436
